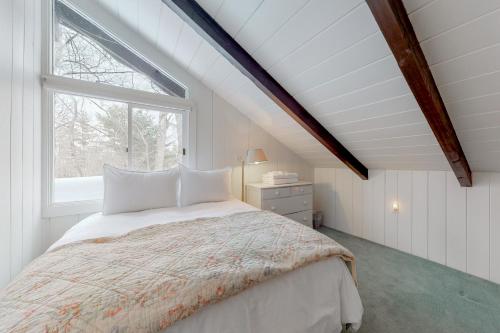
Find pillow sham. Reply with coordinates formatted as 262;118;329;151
179;165;232;206
103;164;179;215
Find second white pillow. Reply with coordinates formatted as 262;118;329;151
179;165;232;206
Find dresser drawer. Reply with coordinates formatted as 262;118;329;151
262;194;313;215
290;185;312;196
261;187;291;200
285;210;313;227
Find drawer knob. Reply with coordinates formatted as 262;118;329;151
303;201;307;205
300;188;304;192
271;206;276;211
303;217;307;221
275;190;280;195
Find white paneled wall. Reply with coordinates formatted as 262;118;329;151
44;213;93;248
314;168;500;284
0;0;42;287
212;94;313;198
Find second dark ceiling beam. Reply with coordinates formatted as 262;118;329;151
366;0;472;187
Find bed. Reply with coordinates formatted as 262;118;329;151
1;199;363;333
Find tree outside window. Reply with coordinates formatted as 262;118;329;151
50;1;186;203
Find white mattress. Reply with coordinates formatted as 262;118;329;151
50;200;363;332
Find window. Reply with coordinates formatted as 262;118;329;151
53;93;184;203
53;0;186;97
43;0;191;214
53;94;128;202
129;106;183;171
53;23;166;95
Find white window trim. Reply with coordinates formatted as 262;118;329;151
41;0;196;218
42;75;192;111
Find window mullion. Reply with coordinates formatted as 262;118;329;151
128;104;133;169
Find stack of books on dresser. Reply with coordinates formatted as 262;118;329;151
262;171;299;185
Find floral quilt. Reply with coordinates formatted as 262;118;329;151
0;210;356;332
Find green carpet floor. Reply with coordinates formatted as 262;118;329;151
319;227;500;333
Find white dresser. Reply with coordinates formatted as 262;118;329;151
246;182;313;227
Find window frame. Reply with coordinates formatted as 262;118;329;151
41;0;194;217
53;0;187;98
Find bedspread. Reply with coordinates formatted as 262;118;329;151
0;210;356;333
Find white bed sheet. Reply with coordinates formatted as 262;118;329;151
49;199;363;332
49;199;258;251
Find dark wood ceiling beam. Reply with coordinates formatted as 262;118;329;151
162;0;368;180
366;0;472;187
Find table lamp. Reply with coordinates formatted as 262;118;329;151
241;148;268;201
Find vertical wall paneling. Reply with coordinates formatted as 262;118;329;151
446;171;467;272
0;0;14;286
212;92;247;196
411;171;428;258
32;0;43;261
43;213;96;251
194;86;214;170
371;169;386;244
335;168;353;233
428;171;446;265
362;176;372;240
0;0;42;287
47;216;80;247
11;0;26;279
467;172;490;280
313;168;326;212
314;168;336;229
326;168;336;229
490;173;500;284
315;168;500;284
352;175;364;237
22;0;35;267
397;171;412;253
385;170;398;249
314;168;336;228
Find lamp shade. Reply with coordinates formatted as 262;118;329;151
246;148;268;164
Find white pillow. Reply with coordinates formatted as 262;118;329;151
103;164;179;215
179;165;232;206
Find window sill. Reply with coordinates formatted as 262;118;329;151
43;200;102;218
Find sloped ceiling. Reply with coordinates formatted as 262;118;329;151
407;0;500;171
94;0;500;172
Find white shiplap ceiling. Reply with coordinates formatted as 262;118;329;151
94;0;500;172
407;0;500;171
